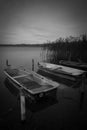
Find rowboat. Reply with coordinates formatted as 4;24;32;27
59;60;87;71
4;67;59;101
38;62;86;87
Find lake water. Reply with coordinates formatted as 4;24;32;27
0;46;87;130
0;46;42;129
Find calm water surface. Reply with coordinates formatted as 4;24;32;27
0;46;86;129
0;46;42;108
0;46;43;128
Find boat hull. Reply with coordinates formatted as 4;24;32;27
38;62;86;87
59;60;87;71
4;67;59;102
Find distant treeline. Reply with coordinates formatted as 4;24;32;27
0;43;44;47
42;34;87;63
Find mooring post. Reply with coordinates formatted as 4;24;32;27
82;73;85;92
20;89;26;123
32;59;34;71
37;62;39;67
6;59;11;68
80;73;86;109
6;59;9;66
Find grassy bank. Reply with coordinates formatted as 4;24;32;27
41;34;87;64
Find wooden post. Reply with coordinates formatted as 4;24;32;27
6;59;9;66
32;59;34;71
81;73;86;93
37;62;39;67
80;73;86;110
20;89;26;122
6;59;11;67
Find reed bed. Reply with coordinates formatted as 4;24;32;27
41;34;87;64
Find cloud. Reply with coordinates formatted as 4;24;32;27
0;0;87;44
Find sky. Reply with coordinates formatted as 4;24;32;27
0;0;87;44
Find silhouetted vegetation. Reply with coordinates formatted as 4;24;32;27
42;34;87;63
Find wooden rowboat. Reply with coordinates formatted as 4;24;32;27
38;62;86;87
4;67;59;100
59;60;87;71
